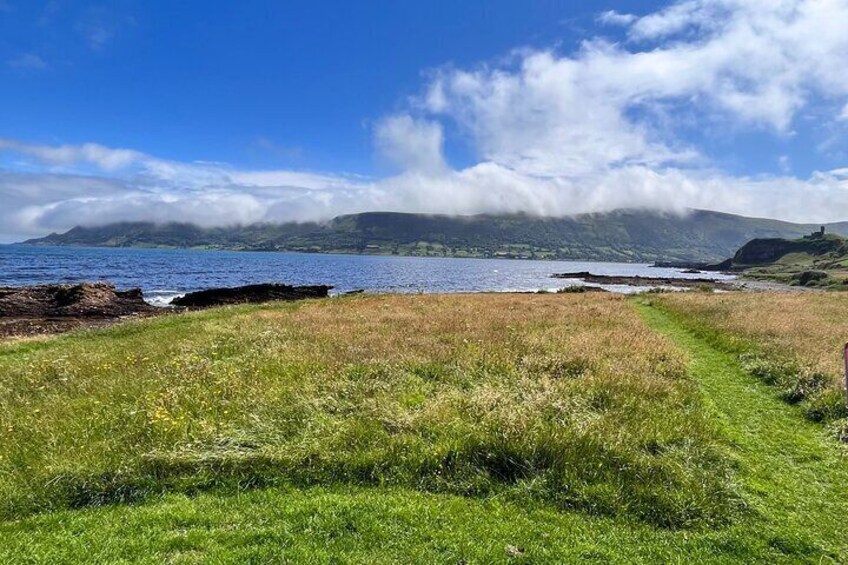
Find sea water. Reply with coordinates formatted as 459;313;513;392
0;245;735;305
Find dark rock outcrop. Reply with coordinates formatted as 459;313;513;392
550;272;737;290
793;270;829;286
170;283;333;308
652;259;733;271
0;283;155;319
0;283;158;338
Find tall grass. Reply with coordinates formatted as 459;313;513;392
0;294;736;527
653;293;848;424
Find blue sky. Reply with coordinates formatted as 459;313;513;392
0;1;660;173
2;0;848;240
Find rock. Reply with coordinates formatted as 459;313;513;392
551;271;594;279
794;270;829;286
653;261;706;269
556;285;608;293
505;545;525;557
652;259;733;272
710;258;735;271
0;283;155;319
550;272;737;290
170;283;333;308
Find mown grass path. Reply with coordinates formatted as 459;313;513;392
635;300;848;561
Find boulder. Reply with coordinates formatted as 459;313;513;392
0;283;154;319
170;283;333;308
793;270;829;286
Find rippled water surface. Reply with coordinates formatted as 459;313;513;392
0;245;735;304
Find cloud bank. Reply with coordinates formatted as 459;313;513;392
3;0;848;241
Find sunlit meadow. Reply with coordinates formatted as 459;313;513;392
0;293;736;528
653;292;848;424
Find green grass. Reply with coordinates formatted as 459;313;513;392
0;484;809;564
634;301;848;561
0;294;735;527
2;294;848;562
650;293;848;424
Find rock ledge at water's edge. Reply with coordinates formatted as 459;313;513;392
0;282;157;338
170;283;333;308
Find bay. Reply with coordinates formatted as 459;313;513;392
0;245;735;305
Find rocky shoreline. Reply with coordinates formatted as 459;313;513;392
0;283;158;338
0;282;335;339
0;274;809;340
551;271;740;291
172;283;333;308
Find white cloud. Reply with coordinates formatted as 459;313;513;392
83;24;112;49
7;53;47;70
6;153;848;242
423;49;703;177
426;0;848;168
375;115;446;173
597;10;637;26
0;139;144;170
627;0;723;40
3;0;848;241
228;170;363;190
77;12;117;51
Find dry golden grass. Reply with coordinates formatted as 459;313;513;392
0;293;734;526
655;292;848;420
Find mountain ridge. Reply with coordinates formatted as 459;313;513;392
21;209;848;263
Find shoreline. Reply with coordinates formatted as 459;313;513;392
0;276;810;341
1;242;721;266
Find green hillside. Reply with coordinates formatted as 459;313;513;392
726;230;848;287
22;209;848;263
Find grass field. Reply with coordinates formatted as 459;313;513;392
2;292;848;563
652;292;848;425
